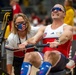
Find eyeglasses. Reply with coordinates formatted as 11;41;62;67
51;7;64;12
15;21;26;26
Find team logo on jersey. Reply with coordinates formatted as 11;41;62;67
56;32;62;36
43;32;47;37
51;32;54;34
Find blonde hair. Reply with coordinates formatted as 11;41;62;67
12;13;31;34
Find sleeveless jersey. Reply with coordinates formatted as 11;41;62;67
42;24;71;57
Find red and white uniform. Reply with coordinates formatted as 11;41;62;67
42;24;71;58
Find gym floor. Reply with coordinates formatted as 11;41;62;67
11;66;73;75
11;66;39;75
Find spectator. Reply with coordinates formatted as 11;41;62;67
37;19;46;27
10;0;22;30
5;0;22;39
64;0;75;26
6;13;39;75
31;12;40;26
45;15;52;25
10;0;22;16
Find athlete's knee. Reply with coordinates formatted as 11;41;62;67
44;51;54;62
24;52;33;62
44;51;58;59
24;52;39;63
44;51;60;65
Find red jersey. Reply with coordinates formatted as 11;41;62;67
13;3;22;15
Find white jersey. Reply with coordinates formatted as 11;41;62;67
6;26;39;64
43;24;67;39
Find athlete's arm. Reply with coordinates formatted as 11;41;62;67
57;25;73;44
19;26;46;49
27;26;46;44
48;25;73;48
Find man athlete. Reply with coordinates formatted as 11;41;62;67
19;4;73;75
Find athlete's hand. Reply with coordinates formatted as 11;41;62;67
48;41;60;48
18;42;28;50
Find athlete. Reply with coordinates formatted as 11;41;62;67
19;4;73;75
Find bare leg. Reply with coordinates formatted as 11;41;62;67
7;64;12;75
44;51;61;66
20;52;42;75
38;51;61;75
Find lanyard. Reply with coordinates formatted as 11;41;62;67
18;35;27;44
18;35;27;54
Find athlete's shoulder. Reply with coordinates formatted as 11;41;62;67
63;23;72;27
63;23;73;30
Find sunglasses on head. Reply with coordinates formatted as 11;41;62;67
51;7;64;12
